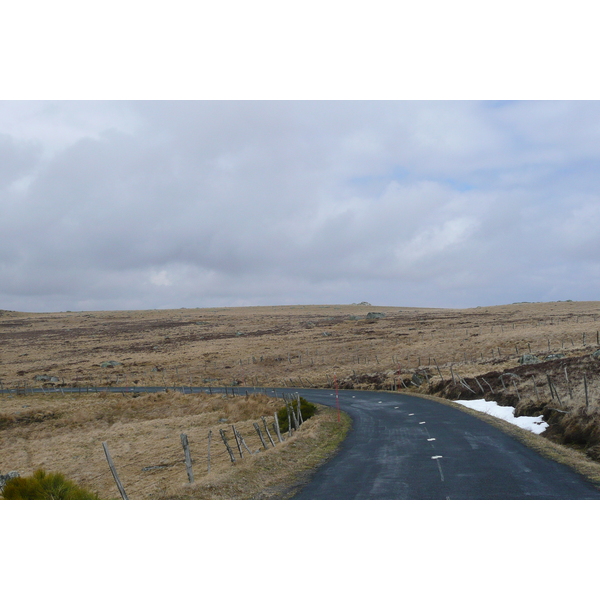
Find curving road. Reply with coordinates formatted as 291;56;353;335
4;385;600;499
290;388;600;500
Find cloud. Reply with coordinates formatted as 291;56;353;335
149;270;172;287
1;100;600;311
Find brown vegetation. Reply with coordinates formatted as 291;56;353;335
2;300;600;489
0;389;349;499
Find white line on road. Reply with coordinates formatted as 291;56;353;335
431;456;445;482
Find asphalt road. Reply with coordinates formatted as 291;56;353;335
289;388;600;500
5;384;600;499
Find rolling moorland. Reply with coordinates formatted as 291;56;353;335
3;300;600;498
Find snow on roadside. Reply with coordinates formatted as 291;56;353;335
454;398;548;434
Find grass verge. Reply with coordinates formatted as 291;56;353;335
158;405;352;499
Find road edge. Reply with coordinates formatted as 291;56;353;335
392;389;600;488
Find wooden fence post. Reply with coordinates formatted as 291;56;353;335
180;433;194;483
433;358;444;382
584;373;589;410
290;400;299;431
482;378;494;394
102;442;128;500
253;423;268;449
296;394;303;425
511;379;521;403
236;427;253;455
207;430;212;473
546;375;563;407
261;416;276;447
273;412;283;443
219;429;236;463
232;425;244;458
285;400;293;435
564;366;573;402
474;377;485;395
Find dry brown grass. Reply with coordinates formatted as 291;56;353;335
3;300;600;480
2;301;600;392
0;390;349;500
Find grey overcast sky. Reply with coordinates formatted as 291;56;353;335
2;3;600;313
3;100;600;312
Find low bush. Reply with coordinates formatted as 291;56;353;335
2;469;98;500
277;397;317;433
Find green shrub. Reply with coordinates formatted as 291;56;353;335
2;469;98;500
276;397;317;433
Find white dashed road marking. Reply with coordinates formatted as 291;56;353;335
431;455;445;482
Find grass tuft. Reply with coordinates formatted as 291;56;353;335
2;469;98;500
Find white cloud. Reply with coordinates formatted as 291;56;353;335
401;217;480;263
150;270;172;287
2;100;600;311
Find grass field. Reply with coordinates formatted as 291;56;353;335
2;300;600;390
3;300;600;496
0;389;351;499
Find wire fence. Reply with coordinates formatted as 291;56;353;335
0;388;310;499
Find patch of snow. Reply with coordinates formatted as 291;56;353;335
454;398;548;434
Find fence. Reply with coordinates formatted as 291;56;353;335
97;394;305;500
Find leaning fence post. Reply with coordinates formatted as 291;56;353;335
232;425;244;458
219;429;236;463
235;427;253;455
546;374;563;407
433;358;444;381
290;402;299;432
180;433;194;483
511;379;521;403
450;364;456;384
273;412;283;443
102;442;128;500
261;416;276;447
474;377;485;395
482;378;494;394
253;423;268;449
